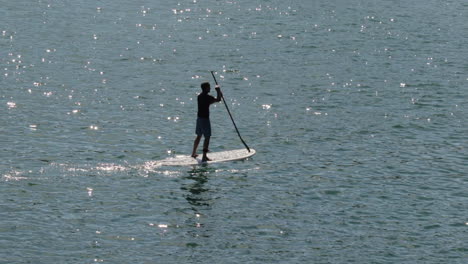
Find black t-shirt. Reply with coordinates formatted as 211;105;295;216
197;93;216;118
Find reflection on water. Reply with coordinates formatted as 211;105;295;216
183;166;213;208
181;166;216;243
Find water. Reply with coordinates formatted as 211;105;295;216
1;0;467;263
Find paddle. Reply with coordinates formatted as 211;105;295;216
210;71;251;152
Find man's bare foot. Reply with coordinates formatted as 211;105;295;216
201;156;212;162
191;154;198;158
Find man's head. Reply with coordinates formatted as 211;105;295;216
201;82;211;93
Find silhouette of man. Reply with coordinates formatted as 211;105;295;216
191;82;222;161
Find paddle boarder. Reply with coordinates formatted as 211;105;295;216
191;82;222;161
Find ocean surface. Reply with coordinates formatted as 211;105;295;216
1;0;467;263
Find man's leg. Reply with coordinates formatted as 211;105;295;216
202;136;211;161
192;135;202;158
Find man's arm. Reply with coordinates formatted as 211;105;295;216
214;85;222;102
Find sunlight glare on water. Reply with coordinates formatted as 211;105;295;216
1;0;468;263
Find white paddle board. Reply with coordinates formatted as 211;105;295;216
156;148;256;166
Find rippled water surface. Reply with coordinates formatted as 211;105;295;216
1;0;467;263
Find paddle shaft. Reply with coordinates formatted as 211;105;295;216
210;71;251;152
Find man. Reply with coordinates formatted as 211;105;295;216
191;82;222;161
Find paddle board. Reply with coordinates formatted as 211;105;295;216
156;148;256;166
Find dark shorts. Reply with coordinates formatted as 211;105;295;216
196;117;211;137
